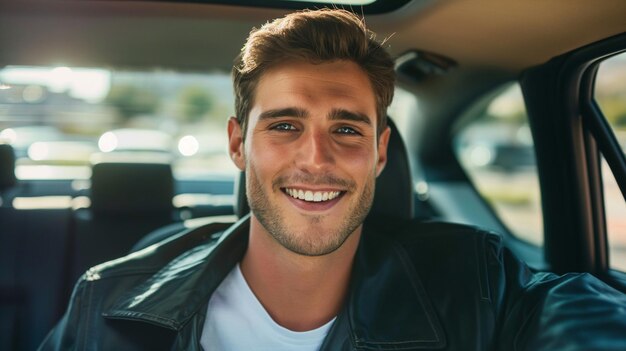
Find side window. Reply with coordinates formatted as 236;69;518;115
454;84;543;246
595;52;626;271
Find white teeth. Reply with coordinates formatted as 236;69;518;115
284;188;341;202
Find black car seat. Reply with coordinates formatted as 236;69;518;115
71;160;177;282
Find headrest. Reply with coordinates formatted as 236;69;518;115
234;118;414;220
371;118;414;219
0;144;17;191
90;161;174;215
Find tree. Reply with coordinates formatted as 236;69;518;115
178;86;214;123
105;84;159;120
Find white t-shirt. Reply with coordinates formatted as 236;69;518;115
201;264;336;351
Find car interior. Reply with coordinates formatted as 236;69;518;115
1;0;625;349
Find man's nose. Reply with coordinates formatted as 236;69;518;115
296;130;335;172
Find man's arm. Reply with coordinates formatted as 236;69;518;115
495;247;626;350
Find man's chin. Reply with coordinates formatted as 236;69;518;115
284;214;341;232
276;221;357;256
278;234;348;257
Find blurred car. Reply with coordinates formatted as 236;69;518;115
27;140;98;165
0;125;64;159
457;124;535;172
98;128;174;154
176;131;227;158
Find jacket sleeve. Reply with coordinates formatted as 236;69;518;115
494;246;626;350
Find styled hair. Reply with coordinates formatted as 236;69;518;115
232;8;395;139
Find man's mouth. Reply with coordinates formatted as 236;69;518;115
282;188;344;203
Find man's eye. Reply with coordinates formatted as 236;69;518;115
271;123;297;131
335;126;359;135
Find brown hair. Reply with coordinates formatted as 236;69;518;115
233;8;395;139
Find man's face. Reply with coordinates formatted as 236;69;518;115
228;60;390;256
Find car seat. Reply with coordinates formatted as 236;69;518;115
71;160;177;282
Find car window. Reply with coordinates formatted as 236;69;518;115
594;52;626;272
454;83;543;246
387;87;418;143
0;66;238;181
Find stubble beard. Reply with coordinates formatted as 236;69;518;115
246;165;375;257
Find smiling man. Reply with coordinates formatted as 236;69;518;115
204;11;392;347
216;60;389;338
41;8;626;351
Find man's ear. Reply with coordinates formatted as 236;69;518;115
375;126;391;177
228;117;245;171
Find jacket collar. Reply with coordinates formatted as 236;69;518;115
104;216;446;349
340;221;446;349
103;215;250;330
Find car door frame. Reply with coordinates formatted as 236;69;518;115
521;32;626;291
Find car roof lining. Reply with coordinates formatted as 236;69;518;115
1;0;625;72
126;0;415;14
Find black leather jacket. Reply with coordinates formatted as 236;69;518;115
40;215;626;350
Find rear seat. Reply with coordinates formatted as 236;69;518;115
1;148;235;349
71;159;179;282
0;144;74;351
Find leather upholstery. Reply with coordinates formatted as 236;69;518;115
371;118;414;220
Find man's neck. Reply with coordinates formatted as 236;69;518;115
240;215;361;332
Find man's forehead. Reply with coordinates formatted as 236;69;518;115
253;61;375;107
258;60;373;89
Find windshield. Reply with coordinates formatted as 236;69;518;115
0;66;238;180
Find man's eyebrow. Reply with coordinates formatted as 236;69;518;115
258;107;308;120
329;108;372;125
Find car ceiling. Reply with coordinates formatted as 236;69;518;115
1;0;625;73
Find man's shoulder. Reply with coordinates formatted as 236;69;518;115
364;216;502;251
361;217;505;285
80;219;234;283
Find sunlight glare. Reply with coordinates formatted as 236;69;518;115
98;132;118;152
178;135;199;156
28;142;49;161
